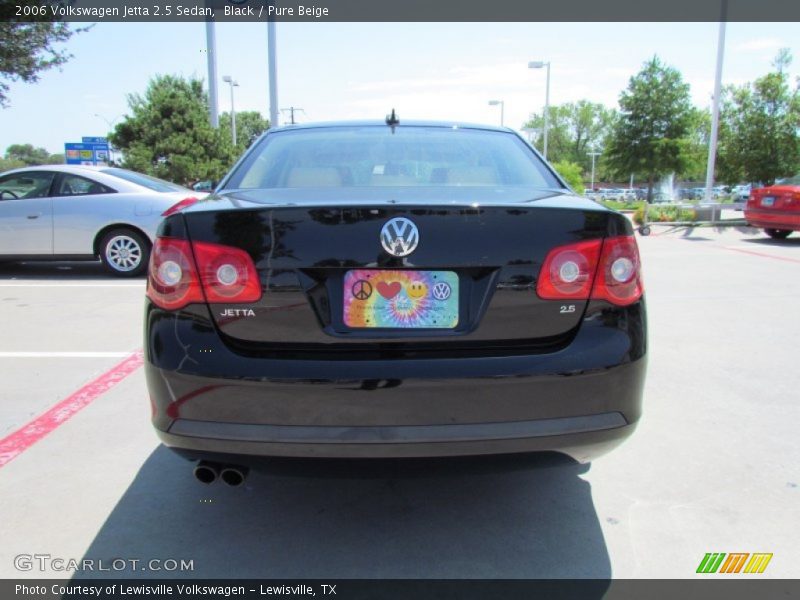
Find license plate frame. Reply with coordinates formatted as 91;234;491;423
761;196;775;206
343;269;459;329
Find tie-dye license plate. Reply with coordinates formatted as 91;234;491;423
343;270;459;329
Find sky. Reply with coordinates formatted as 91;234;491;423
1;21;798;154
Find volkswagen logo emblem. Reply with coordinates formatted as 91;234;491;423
432;282;452;301
380;217;419;257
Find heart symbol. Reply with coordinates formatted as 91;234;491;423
376;281;401;299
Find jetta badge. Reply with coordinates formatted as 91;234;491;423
380;217;419;257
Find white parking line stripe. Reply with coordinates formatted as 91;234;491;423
0;352;133;358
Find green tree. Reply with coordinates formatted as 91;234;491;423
109;75;233;184
717;50;800;185
680;107;712;182
523;100;615;174
219;110;270;157
0;156;24;171
551;160;584;191
605;56;695;201
2;144;63;166
5;143;49;165
0;12;87;108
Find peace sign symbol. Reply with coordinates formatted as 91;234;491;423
351;279;373;301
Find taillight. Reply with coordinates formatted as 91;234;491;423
146;238;204;310
192;241;262;303
536;235;643;306
162;197;200;217
591;235;643;306
147;238;262;310
537;239;603;300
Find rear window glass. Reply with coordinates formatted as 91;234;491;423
224;126;562;190
100;168;187;193
57;174;115;196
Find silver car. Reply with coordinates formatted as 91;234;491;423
0;165;201;276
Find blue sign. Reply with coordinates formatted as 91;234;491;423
65;141;110;165
82;136;108;144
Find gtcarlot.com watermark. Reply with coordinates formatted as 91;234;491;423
14;554;194;573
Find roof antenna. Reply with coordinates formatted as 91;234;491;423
385;108;399;132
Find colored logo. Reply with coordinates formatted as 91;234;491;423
696;553;773;574
432;282;452;301
376;281;401;299
407;281;427;298
351;280;372;301
380;217;419;257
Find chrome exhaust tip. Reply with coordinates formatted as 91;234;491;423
220;465;249;487
193;461;219;484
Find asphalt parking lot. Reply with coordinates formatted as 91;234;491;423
0;223;798;580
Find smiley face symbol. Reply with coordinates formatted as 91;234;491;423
407;281;428;299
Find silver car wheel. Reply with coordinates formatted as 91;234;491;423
105;235;143;272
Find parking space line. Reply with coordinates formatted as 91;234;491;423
722;246;800;264
0;352;133;358
0;350;144;468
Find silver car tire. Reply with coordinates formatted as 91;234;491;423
100;229;150;277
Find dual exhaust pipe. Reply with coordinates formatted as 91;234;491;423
193;461;249;487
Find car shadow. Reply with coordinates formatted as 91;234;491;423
741;237;800;247
75;446;612;584
0;261;146;281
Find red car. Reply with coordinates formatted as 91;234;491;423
746;176;800;239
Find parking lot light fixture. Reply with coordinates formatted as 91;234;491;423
588;150;602;192
222;75;239;146
528;60;551;160
93;113;120;163
488;100;505;126
521;126;539;147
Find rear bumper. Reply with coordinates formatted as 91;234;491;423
146;301;647;463
745;209;800;231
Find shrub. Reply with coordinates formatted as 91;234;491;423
551;160;584;191
633;205;697;224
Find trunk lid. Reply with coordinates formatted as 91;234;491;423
181;188;620;352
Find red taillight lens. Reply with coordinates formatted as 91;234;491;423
537;239;603;300
591;235;643;306
162;197;200;217
146;238;204;310
147;238;262;310
536;235;643;306
192;241;262;303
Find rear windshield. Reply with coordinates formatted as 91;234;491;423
100;168;188;193
224;126;562;190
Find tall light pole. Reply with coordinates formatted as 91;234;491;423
528;61;551;160
222;76;239;146
267;16;278;128
94;113;120;129
205;18;219;128
94;113;120;163
488;100;505;126
704;3;727;205
521;127;538;145
589;151;602;192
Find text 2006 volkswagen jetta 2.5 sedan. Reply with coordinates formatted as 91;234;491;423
144;119;647;486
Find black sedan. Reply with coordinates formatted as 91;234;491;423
144;119;647;486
